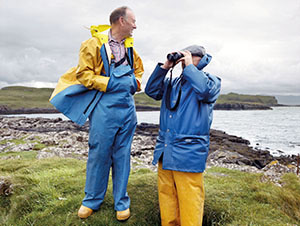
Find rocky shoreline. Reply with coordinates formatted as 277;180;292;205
0;105;160;114
213;103;272;110
0;116;298;186
0;102;275;115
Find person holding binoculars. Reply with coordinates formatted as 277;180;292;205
145;45;221;226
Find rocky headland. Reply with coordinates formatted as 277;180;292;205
1;116;298;187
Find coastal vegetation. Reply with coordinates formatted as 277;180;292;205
1;152;300;225
216;92;278;105
0;86;54;109
0;86;278;112
134;92;161;108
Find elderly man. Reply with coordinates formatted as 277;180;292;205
50;6;143;220
145;45;221;226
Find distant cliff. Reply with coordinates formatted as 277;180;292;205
213;103;271;110
0;86;279;114
214;92;277;110
216;92;277;105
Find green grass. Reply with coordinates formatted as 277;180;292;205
134;92;161;108
1;153;300;225
0;137;27;145
0;157;160;226
0;86;54;109
216;92;278;105
204;168;300;225
0;136;46;153
0;150;38;159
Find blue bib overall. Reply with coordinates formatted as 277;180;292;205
82;57;138;211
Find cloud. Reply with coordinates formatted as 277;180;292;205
0;0;300;95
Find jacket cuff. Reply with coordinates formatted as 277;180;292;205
135;77;142;92
154;63;169;76
182;64;197;76
158;63;170;72
93;75;110;92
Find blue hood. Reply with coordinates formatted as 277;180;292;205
196;54;212;70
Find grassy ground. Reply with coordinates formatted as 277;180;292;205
134;92;161;108
0;154;160;226
0;86;54;109
1;150;300;225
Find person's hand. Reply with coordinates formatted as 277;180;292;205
161;59;174;70
178;50;193;66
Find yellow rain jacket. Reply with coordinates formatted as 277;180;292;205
49;25;144;125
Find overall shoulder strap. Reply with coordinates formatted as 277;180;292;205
100;44;111;76
165;68;182;111
124;37;134;69
126;47;134;69
104;43;112;65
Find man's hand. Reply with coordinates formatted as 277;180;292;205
178;50;193;66
161;59;174;70
161;50;193;70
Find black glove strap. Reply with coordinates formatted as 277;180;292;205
165;68;182;111
114;55;127;67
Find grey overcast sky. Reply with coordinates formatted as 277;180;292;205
1;0;300;95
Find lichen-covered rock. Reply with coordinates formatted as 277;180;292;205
0;177;13;196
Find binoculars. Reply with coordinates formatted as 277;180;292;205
167;52;184;62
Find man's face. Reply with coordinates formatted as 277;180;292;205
192;56;202;67
122;9;137;37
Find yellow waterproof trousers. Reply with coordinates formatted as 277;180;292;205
158;162;205;226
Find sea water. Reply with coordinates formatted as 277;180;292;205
136;107;300;156
2;107;300;156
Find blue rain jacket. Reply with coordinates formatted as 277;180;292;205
145;54;221;172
